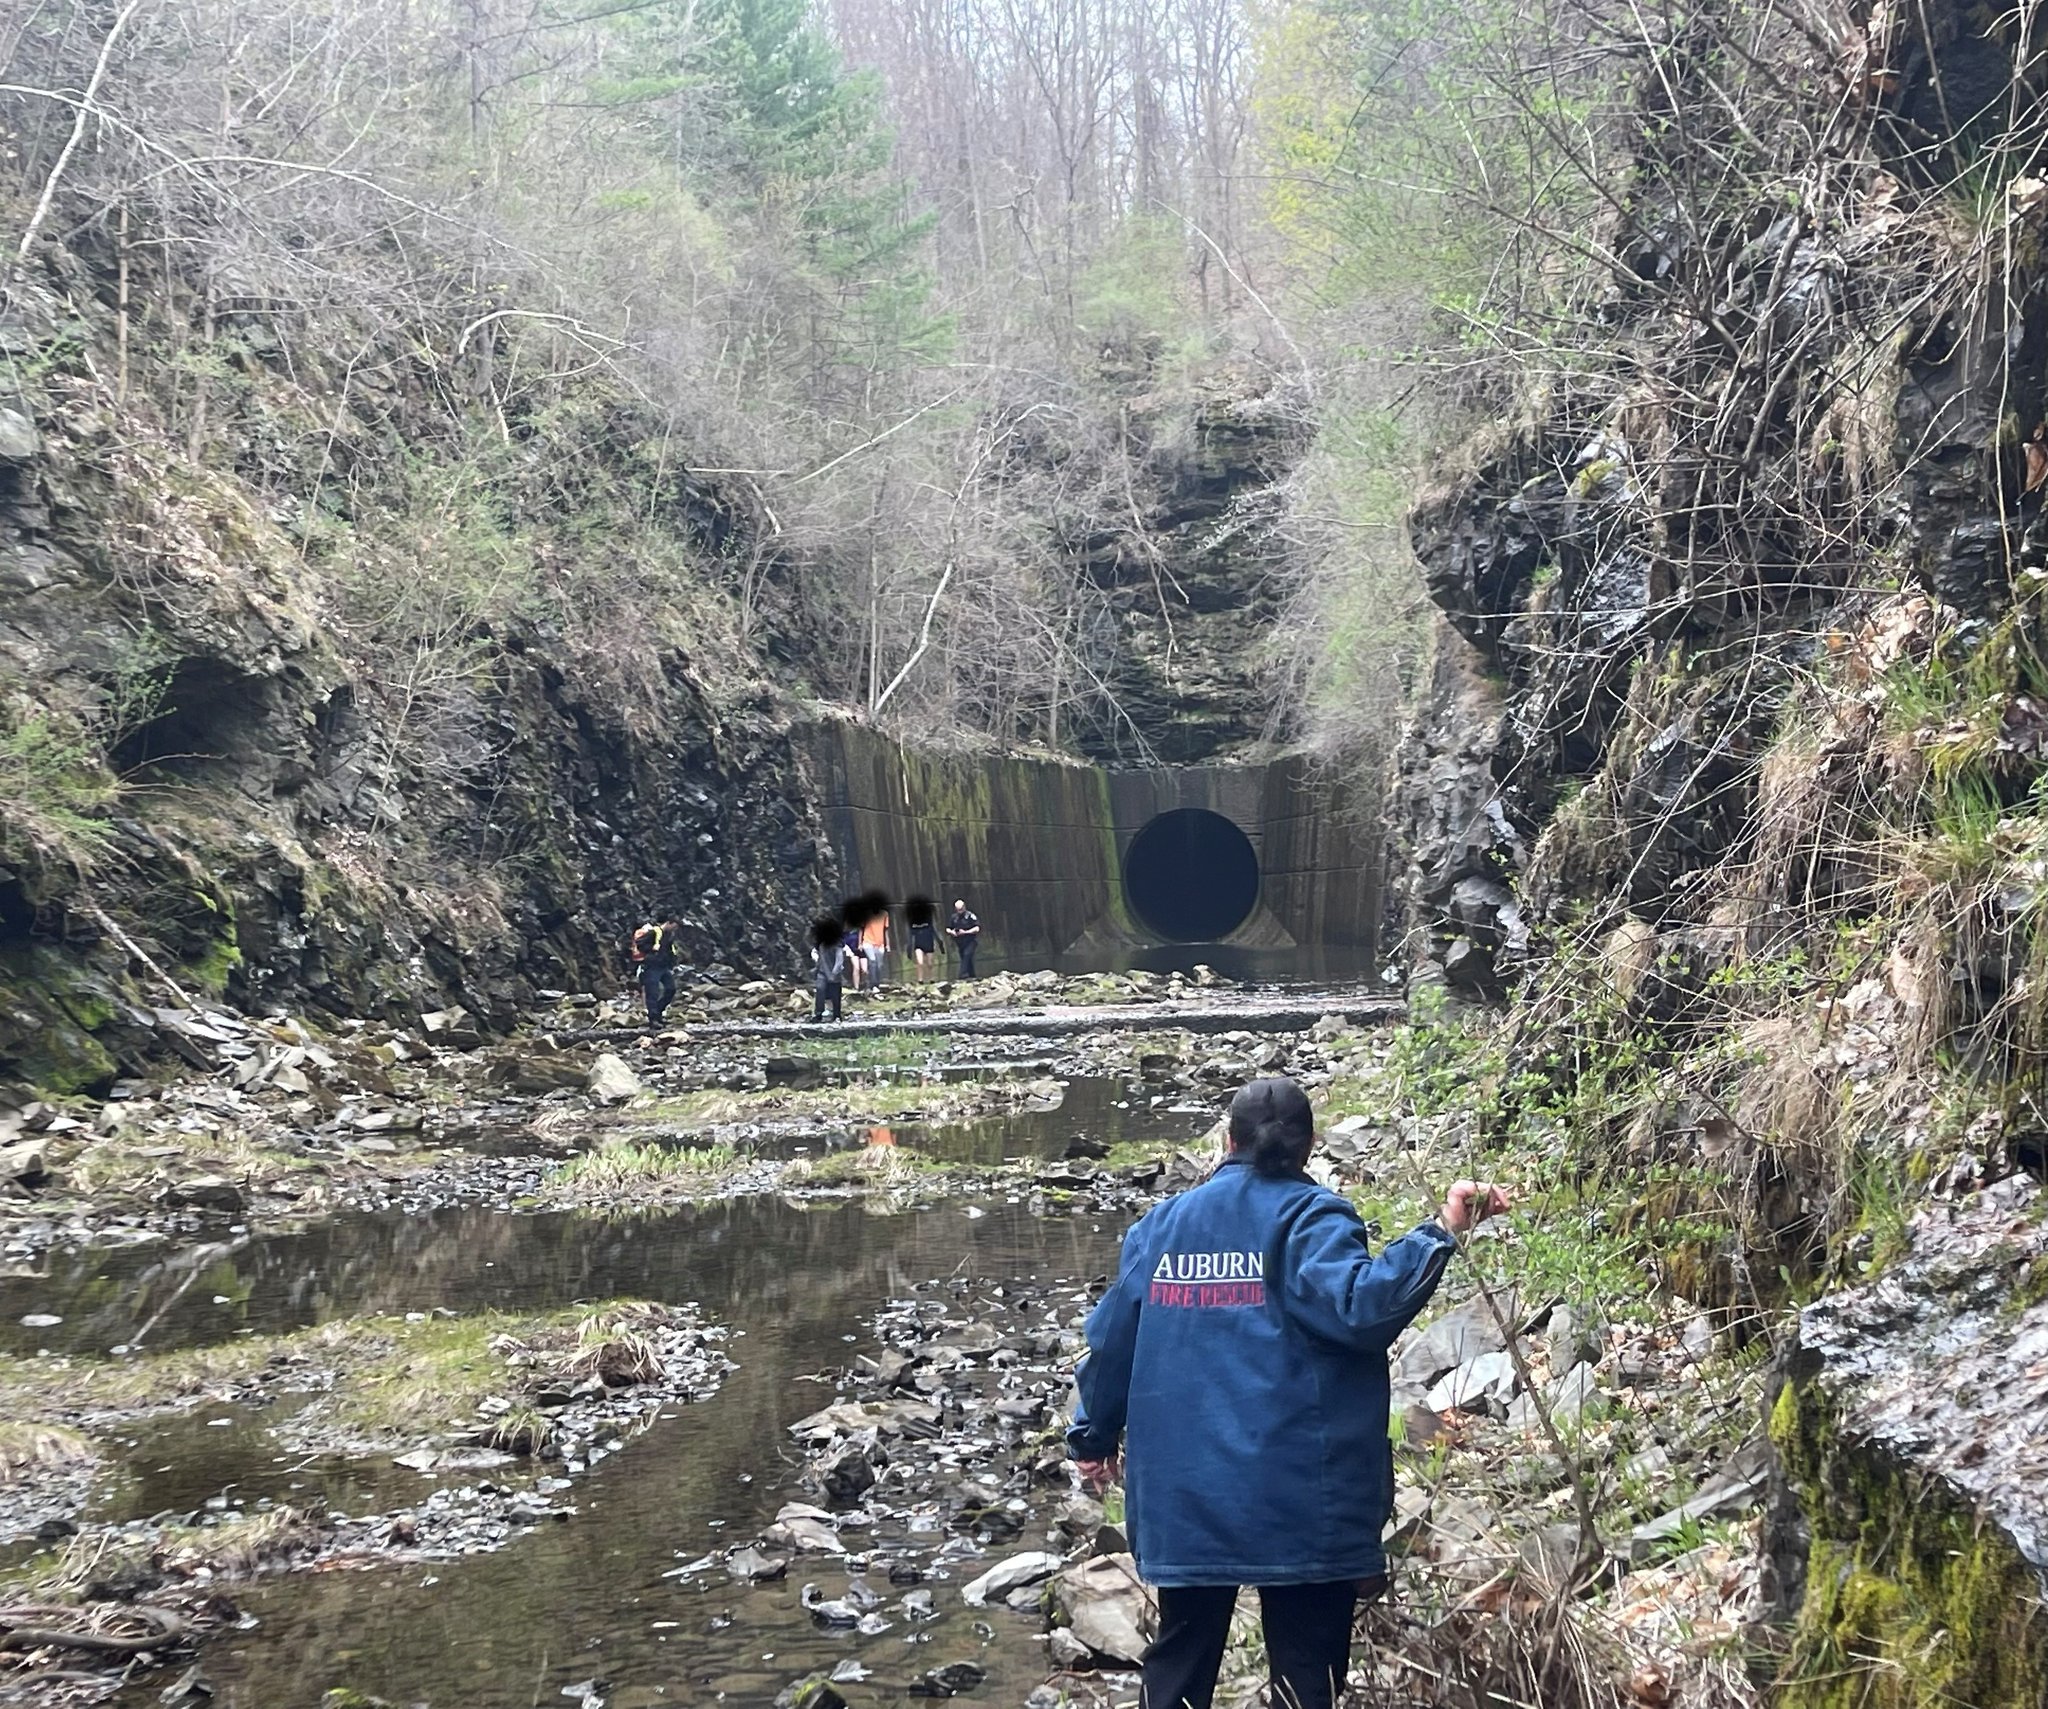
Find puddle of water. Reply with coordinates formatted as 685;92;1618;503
628;1076;1217;1169
0;1069;1220;1705
884;1076;1212;1166
11;1198;1128;1709
835;1059;1056;1084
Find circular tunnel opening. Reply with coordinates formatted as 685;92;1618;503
1123;808;1260;943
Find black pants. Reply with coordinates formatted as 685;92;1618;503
1142;1581;1357;1709
812;981;842;1021
641;966;676;1027
956;940;977;978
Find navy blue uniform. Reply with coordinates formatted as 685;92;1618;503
1071;1153;1457;1709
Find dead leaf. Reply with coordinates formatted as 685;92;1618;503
1629;1662;1673;1706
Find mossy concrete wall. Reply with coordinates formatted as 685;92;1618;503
801;722;1379;960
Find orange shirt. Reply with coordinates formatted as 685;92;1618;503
860;917;888;951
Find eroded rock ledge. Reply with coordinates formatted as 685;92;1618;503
1768;1176;2048;1708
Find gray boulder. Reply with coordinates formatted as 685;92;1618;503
0;1139;48;1187
164;1176;245;1213
0;407;40;462
1050;1553;1156;1665
1396;1289;1519;1386
1547;1361;1603;1431
961;1550;1064;1607
1425;1348;1519;1415
1630;1438;1770;1562
586;1053;643;1104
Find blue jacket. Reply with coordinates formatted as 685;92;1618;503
1068;1155;1456;1586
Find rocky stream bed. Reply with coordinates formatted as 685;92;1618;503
0;968;1883;1708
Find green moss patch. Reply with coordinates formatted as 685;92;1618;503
1772;1377;2048;1709
0;1298;692;1453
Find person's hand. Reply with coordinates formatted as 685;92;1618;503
1440;1181;1511;1234
1074;1455;1120;1495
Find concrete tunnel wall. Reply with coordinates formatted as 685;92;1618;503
799;721;1379;960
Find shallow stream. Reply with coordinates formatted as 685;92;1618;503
0;1087;1220;1707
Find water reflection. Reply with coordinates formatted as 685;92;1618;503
61;1200;1124;1709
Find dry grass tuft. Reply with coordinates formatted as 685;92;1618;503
0;1422;94;1487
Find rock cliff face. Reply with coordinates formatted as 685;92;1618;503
0;224;1317;1090
1064;359;1310;766
1382;5;2048;1696
1389;8;2048;996
0;240;839;1091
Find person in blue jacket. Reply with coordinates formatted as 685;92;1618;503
1068;1076;1509;1709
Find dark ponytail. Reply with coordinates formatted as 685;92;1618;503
1228;1077;1315;1178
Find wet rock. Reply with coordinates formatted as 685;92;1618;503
763;1055;827;1089
764;1505;845;1555
791;1398;941;1444
351;1108;423;1134
774;1679;849;1709
860;1349;914;1391
814;1438;877;1503
800;1582;866;1626
961;1550;1064;1606
0;1139;48;1187
1033;1161;1097;1189
495;1053;587;1095
911;1661;987;1697
726;1545;790;1581
163;1176;246;1214
1049;1552;1156;1665
585;1054;642;1105
931;1320;1004;1355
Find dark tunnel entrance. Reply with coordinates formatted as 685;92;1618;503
1123;808;1260;942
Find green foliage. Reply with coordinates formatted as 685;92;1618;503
678;0;947;369
814;1029;949;1072
1282;395;1436;759
0;709;119;862
0;635;171;869
1073;218;1197;351
1250;0;1623;328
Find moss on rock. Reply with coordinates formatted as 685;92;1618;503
1771;1373;2048;1709
0;944;124;1095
